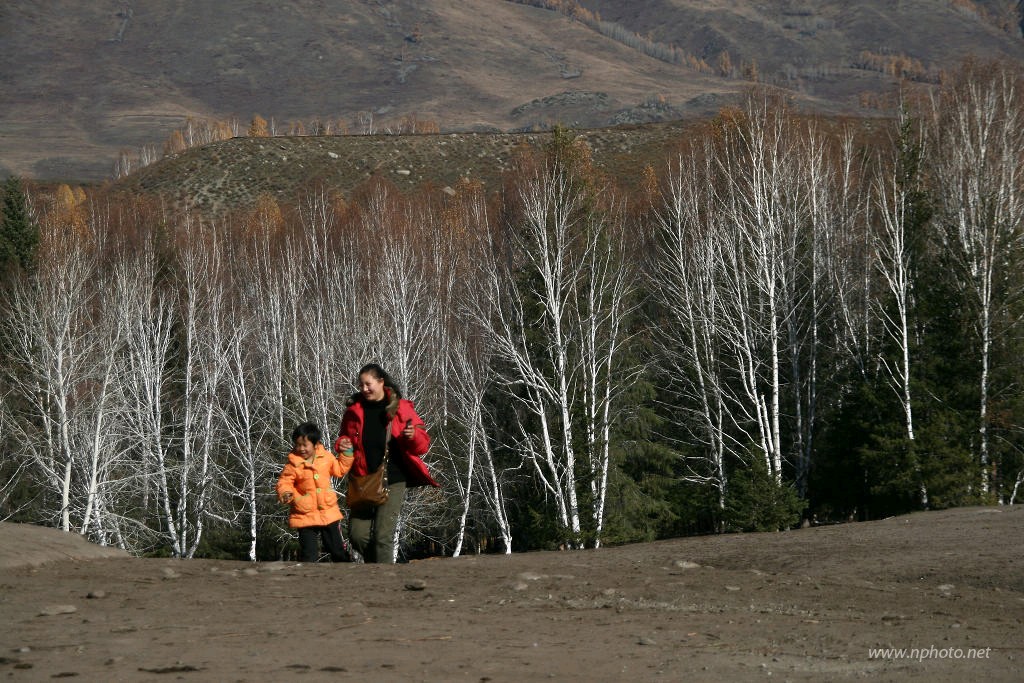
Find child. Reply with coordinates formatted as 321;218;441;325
276;422;355;562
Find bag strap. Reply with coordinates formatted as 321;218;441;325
380;427;393;485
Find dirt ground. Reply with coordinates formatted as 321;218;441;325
0;506;1021;682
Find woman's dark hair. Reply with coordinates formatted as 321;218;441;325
358;363;403;399
291;422;322;445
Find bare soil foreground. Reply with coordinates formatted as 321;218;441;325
1;507;1021;682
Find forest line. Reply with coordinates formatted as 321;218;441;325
1;61;1021;560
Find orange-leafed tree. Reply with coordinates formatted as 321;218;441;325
164;129;187;155
248;115;270;138
718;50;733;78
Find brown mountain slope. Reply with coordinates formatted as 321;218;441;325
1;1;1021;183
583;0;1024;79
0;0;739;182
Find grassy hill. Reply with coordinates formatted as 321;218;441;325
1;0;1022;183
111;120;715;214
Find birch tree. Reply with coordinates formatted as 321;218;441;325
446;331;515;555
0;207;137;546
170;220;234;557
801;124;874;497
355;184;439;400
927;63;1024;497
447;187;515;555
473;166;581;544
219;218;297;561
1;224;101;533
475;136;640;548
713;100;810;484
652;144;730;510
220;297;280;562
76;271;127;545
120;242;184;554
652;99;854;520
870;112;929;506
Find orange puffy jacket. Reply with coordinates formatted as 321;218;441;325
276;444;354;528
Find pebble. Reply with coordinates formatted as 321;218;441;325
404;579;427;591
38;604;77;616
674;560;700;570
86;590;106;599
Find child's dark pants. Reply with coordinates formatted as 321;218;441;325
298;522;347;562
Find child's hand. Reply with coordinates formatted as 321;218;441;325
335;436;353;454
402;419;416;439
281;492;294;504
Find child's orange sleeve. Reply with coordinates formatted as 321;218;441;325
331;453;354;478
275;462;298;503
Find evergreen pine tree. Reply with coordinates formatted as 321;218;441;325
0;175;39;273
723;454;803;532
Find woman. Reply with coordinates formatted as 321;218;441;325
334;363;438;563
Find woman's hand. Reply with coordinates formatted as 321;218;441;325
334;436;353;454
402;419;416;439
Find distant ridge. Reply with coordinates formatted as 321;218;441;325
1;0;1021;182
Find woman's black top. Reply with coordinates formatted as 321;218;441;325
361;398;406;484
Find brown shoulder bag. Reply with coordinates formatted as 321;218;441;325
346;431;391;512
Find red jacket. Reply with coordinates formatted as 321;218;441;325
276;444;354;528
335;390;439;488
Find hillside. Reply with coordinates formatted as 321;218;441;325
111;120;719;214
0;0;737;182
584;0;1024;81
1;507;1020;680
1;0;1022;183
